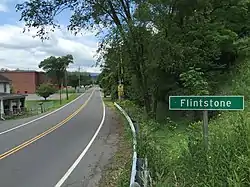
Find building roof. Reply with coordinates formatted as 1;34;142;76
0;74;11;83
0;93;26;100
0;70;45;73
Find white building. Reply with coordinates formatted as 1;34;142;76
0;74;26;120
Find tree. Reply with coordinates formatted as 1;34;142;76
68;71;92;91
16;0;250;118
16;0;154;115
38;54;73;103
36;83;57;100
81;73;92;87
67;73;79;90
59;55;74;100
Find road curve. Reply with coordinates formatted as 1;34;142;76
0;87;111;187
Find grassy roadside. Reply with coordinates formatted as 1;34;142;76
118;100;250;186
98;98;132;187
25;93;79;110
116;60;250;186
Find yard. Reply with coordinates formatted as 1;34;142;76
25;93;79;113
3;93;79;120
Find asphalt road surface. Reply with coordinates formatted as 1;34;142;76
0;87;119;187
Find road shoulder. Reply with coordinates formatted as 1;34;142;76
97;100;132;187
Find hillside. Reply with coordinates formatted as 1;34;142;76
96;0;250;186
115;58;250;186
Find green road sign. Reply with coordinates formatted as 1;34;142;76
169;96;244;110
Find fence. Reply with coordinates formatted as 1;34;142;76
114;102;151;187
1;87;90;120
3;101;55;119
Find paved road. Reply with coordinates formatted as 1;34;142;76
0;87;118;187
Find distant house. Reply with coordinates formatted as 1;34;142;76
0;74;26;119
0;70;51;94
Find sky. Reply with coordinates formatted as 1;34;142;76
0;0;101;73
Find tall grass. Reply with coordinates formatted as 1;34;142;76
119;59;250;186
172;112;250;186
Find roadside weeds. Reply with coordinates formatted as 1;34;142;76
98;98;132;187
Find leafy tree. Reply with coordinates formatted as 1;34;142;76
179;67;209;95
81;73;92;87
38;54;73;103
67;71;92;90
36;83;57;100
59;54;74;100
16;0;153;115
16;0;250;185
67;73;79;90
17;0;250;118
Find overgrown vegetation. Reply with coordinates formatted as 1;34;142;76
99;98;132;187
119;59;250;186
16;0;250;186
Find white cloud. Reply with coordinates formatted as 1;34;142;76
0;3;8;12
0;24;101;73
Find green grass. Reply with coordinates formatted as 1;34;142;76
116;59;250;186
25;93;79;111
50;93;78;109
25;99;55;109
98;98;132;187
4;93;80;120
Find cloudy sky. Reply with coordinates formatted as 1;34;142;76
0;0;101;73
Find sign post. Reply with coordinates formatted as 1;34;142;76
169;96;244;149
203;110;208;149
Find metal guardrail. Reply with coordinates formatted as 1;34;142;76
114;102;152;187
114;102;138;186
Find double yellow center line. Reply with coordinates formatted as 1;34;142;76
0;89;95;160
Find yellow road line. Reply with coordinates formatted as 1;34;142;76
0;89;95;161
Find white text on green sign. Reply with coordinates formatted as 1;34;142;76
169;96;244;110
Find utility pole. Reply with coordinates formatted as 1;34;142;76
78;66;81;93
118;42;124;101
59;81;62;105
65;65;69;100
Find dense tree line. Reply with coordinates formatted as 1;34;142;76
97;0;250;118
16;0;250;118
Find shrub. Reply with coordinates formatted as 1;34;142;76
36;83;57;100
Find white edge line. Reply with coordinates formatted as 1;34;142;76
0;91;88;135
54;90;106;187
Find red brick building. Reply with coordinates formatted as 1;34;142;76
0;71;49;94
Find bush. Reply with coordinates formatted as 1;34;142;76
36;83;57;100
118;59;250;186
120;100;250;186
172;112;250;186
